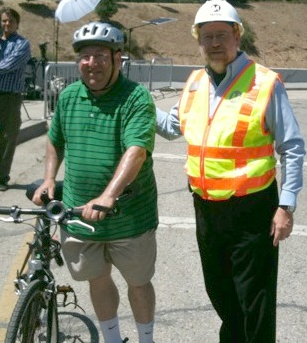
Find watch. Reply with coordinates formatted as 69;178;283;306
279;205;296;214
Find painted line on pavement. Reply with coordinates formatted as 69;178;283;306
159;216;307;236
153;152;186;161
0;231;33;341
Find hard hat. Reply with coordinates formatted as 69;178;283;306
73;22;124;53
191;0;244;39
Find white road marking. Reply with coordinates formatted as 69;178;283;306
159;216;307;236
153;153;186;161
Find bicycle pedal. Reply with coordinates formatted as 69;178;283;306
57;285;74;293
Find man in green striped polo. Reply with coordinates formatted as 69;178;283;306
32;22;158;343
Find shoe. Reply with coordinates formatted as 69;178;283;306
0;182;8;191
122;339;129;343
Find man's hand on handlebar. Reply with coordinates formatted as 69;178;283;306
31;180;122;222
81;195;116;222
32;180;56;206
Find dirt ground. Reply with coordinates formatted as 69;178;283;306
3;1;307;68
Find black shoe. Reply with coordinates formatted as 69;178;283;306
0;182;8;191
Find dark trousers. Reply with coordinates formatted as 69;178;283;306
193;181;279;343
0;93;22;183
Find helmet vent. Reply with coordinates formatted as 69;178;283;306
93;26;98;35
104;28;110;37
83;26;91;36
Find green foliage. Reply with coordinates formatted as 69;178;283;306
240;18;260;57
95;0;118;21
227;0;249;5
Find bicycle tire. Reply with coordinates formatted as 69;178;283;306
57;311;100;343
5;279;58;343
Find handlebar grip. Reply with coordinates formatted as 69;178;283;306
71;208;83;216
92;204;119;216
92;205;112;212
41;190;50;206
0;206;14;215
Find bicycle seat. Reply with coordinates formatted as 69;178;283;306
26;179;63;201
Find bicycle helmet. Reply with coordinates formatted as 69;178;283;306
191;0;244;39
73;22;124;53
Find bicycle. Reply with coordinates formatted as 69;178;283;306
0;179;132;343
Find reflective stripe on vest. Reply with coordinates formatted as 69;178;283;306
179;62;279;201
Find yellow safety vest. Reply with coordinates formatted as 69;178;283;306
179;62;280;201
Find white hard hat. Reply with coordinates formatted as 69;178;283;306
191;0;244;39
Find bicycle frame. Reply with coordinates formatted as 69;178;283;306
14;214;60;295
1;202;90;343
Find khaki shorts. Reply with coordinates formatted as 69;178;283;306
60;229;157;286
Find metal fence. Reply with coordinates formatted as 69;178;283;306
121;59;152;90
43;58;174;118
122;58;174;92
150;57;174;92
44;62;79;118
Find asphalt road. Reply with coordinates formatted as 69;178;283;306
0;90;306;342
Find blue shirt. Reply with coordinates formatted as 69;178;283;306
0;33;31;93
156;52;305;208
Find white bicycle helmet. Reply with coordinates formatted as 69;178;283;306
73;22;124;53
191;0;244;39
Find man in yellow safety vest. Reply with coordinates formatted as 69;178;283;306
156;0;305;342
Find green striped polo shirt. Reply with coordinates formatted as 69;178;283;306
48;73;158;241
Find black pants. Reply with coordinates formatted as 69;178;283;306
194;181;279;343
0;93;22;183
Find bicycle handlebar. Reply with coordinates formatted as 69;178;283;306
0;179;139;232
0;200;95;232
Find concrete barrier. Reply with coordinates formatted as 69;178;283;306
171;65;307;90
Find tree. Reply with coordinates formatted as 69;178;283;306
95;0;118;22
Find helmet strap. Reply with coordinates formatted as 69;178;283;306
89;51;117;93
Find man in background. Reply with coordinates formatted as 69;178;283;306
0;7;31;191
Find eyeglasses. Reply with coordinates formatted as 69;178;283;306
78;53;110;63
200;31;234;45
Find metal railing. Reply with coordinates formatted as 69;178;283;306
43;58;174;118
122;58;174;93
121;59;152;90
150;57;174;92
43;62;79;119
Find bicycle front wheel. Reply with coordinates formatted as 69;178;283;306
5;279;58;343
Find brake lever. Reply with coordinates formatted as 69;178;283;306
0;217;23;223
63;219;95;232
